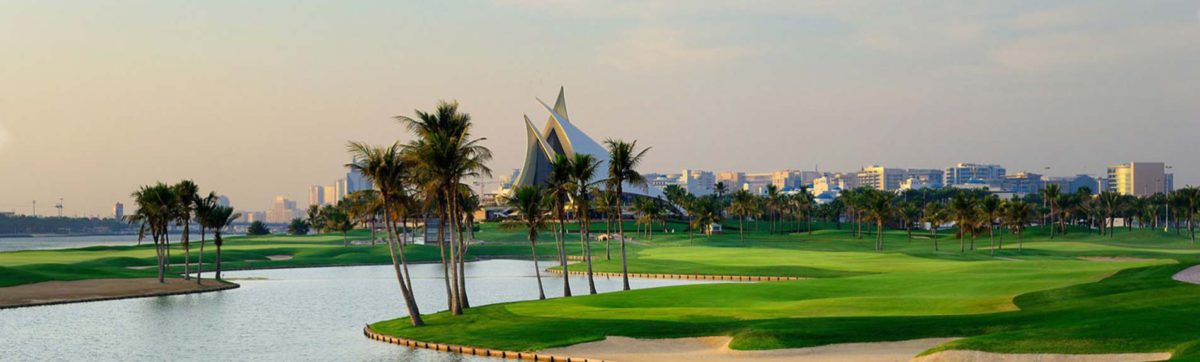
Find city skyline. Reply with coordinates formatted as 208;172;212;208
2;1;1198;216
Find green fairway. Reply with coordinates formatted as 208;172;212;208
373;224;1200;359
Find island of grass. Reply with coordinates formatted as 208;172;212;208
370;223;1200;360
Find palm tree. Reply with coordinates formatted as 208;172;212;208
923;201;946;251
345;190;383;246
347;141;424;326
980;195;1001;255
173;180;199;280
306;204;323;234
398;100;492;315
546;153;574;297
202;205;239;281
728;189;755;242
1178;187;1200;243
593;187;617;260
500;185;549;300
1042;184;1062;238
949;193;978;253
898;202;919;242
1098;191;1120;239
862;190;895;251
714;182;728;199
603;139;649;291
126;183;178;284
1004;199;1032;252
324;207;354;246
568;153;602;294
193;192;218;284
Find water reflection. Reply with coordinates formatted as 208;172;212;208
0;260;721;361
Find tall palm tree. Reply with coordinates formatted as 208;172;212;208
603;139;649;291
714;182;728;199
1004;200;1032;252
593;187;617;259
500;185;549;300
923;201;946;251
347;142;424;326
1179;187;1200;243
324;207;354;246
949;193;978;253
172;180;199;280
202;205;239;281
898;202;919;242
728;189;755;242
567;153;602;294
345;190;383;246
307;204;324;234
398;100;492;315
126;183;178;284
546;153;574;297
862;190;895;251
1042;184;1062;239
193;192;218;284
1098;191;1121;239
980;195;1001;255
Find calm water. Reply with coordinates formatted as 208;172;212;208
0;233;241;252
0;260;719;361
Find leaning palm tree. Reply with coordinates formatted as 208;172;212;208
567;153;602;294
603;139;649;291
728;189;754;242
500;185;549;300
347;141;424;326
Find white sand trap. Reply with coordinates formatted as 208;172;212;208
1077;256;1156;262
266;255;293;261
1173;264;1200;284
126;265;156;270
914;350;1170;362
541;336;960;362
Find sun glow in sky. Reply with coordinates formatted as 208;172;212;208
1;1;1198;216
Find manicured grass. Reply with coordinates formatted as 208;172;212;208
373;225;1200;359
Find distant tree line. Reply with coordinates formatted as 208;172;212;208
0;214;130;235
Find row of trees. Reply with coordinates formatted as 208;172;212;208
499;140;651;301
1039;184;1200;242
125;181;239;283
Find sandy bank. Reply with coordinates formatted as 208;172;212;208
913;350;1170;362
266;254;293;261
1173;264;1200;284
1077;256;1157;262
541;336;959;362
0;278;237;309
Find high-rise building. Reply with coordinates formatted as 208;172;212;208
1043;175;1099;194
112;202;124;220
680;169;716;196
1106;162;1169;196
1000;172;1044;195
716;171;745;190
267;196;302;224
309;185;325;206
944;163;1006;187
323;185;338;205
857;166;909;191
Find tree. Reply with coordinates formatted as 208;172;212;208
200;205;239;280
1098;191;1121;239
898;202;919;242
567;153;602;294
603;139;649;291
288;218;311;236
345;190;383;246
247;221;270;235
173;180;199;280
500;185;549;300
949;193;978;253
347;141;424;326
1177;187;1200;243
728;189;755;242
1004;200;1033;252
546;153;574;297
323;208;354;246
1042;184;1062;238
714;182;728;198
862;190;895;251
193;192;219;283
398;100;492;315
980;195;1001;255
306;204;324;234
923;201;946;251
593;188;618;259
126;183;179;284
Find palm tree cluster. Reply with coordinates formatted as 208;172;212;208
125;181;238;284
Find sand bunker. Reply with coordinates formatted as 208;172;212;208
1077;256;1157;262
541;336;959;362
0;278;234;308
266;255;293;261
1172;264;1200;285
914;350;1170;362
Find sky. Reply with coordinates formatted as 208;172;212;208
1;1;1198;217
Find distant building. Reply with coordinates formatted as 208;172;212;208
944;163;1006;187
905;169;944;189
112;202;124;220
323;185;338;205
1000;172;1044;195
1043;175;1099;195
1106;162;1170;196
857;166;908;191
680;169;716;196
266;196;302;224
243;211;267;224
309;185;325;207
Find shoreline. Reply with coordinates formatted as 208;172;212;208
0;278;240;310
363;325;610;362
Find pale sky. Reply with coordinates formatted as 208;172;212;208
1;1;1198;216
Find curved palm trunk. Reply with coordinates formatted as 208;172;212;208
196;227;206;284
384;200;423;326
529;233;545;300
214;233;222;281
435;211;454;312
183;223;191;280
557;205;572;297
